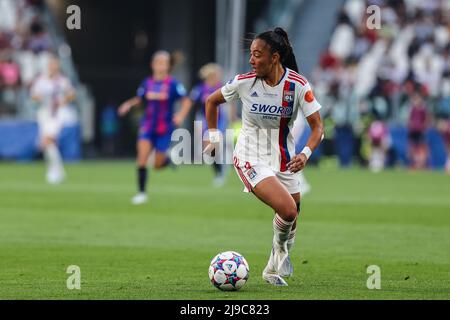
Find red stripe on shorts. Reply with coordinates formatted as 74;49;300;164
234;161;253;192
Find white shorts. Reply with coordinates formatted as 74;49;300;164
37;108;64;139
233;156;300;194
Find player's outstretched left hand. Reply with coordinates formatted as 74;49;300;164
203;129;221;158
287;153;308;173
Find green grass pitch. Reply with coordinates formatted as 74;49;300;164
0;161;449;299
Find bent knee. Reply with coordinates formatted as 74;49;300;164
153;159;167;170
153;162;164;170
279;203;298;222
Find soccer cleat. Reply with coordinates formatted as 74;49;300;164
213;175;226;188
131;193;148;205
262;271;288;286
278;254;294;278
272;242;290;274
46;168;65;185
262;245;289;286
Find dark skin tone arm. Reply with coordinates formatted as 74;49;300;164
287;111;324;173
205;88;226;133
205;89;324;171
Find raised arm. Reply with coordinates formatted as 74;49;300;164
173;96;193;127
118;96;143;116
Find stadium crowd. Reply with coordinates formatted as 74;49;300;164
1;0;449;173
0;0;54;118
312;0;450;172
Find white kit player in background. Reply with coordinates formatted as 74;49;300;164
31;56;76;184
204;28;324;287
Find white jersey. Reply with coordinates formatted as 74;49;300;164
31;74;74;112
31;74;76;138
221;68;321;172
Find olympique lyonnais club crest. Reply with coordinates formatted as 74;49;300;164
283;91;295;103
246;167;258;180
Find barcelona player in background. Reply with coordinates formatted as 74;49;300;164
119;51;192;205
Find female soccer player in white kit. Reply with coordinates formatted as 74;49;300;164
31;56;76;184
204;28;324;286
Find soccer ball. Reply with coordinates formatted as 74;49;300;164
208;251;249;291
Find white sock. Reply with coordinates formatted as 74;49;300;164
44;143;64;174
287;227;296;252
272;214;295;248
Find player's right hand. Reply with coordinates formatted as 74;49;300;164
203;143;217;157
203;129;221;157
287;153;308;173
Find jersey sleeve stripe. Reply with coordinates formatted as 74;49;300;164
288;74;306;82
287;75;306;86
288;71;308;85
237;75;256;81
238;72;256;79
288;71;308;82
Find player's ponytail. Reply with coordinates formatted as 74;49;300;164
273;27;298;73
256;27;299;72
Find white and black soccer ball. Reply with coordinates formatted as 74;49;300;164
208;251;249;291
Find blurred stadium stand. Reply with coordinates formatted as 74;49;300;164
295;0;449;170
0;0;93;161
46;0;267;157
1;0;448;170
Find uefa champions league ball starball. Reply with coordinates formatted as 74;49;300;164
208;251;249;291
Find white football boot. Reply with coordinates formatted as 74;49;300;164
262;243;289;286
131;193;148;205
213;175;226;188
46;167;66;185
279;254;294;278
273;240;294;278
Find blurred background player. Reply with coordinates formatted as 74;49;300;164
407;92;429;169
437;118;450;173
205;27;324;286
436;73;450;173
367;120;391;172
30;56;76;184
118;51;192;205
190;63;229;187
